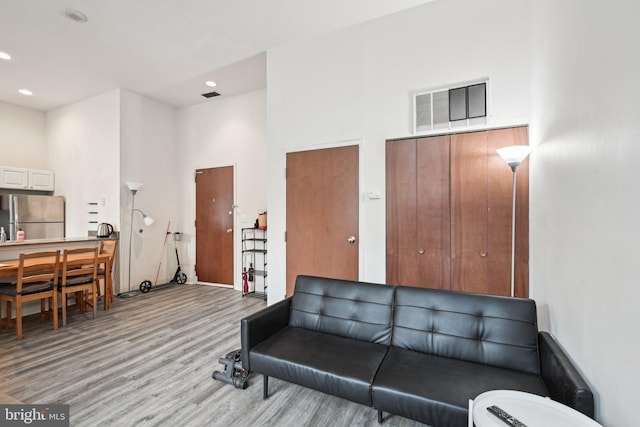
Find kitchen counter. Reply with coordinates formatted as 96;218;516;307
0;236;105;248
0;236;118;261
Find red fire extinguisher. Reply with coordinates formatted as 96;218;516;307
243;267;249;293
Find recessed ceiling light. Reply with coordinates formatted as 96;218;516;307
18;89;33;96
205;81;217;87
0;51;11;60
61;8;88;23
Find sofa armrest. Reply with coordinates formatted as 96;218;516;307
538;331;594;418
241;297;292;373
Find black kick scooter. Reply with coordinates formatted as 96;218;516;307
140;231;187;292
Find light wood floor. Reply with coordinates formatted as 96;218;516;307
0;284;426;426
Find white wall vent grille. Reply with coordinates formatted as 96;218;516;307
413;80;489;134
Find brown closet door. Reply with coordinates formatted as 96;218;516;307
450;131;489;293
416;136;451;289
386;139;418;285
386;136;450;288
386;127;529;296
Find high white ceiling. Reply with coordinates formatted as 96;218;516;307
0;0;434;111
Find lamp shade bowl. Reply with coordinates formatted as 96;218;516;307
125;181;143;192
496;145;531;170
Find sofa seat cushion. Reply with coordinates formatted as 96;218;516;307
0;280;54;296
250;326;389;406
372;347;549;427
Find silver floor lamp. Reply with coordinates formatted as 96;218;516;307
120;181;154;298
496;146;531;297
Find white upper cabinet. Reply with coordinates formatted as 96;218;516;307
28;169;55;191
0;166;29;189
0;166;55;191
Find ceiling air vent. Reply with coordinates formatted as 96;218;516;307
61;9;88;23
201;91;221;98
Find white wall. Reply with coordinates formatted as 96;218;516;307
529;1;639;425
46;89;179;292
176;89;267;289
0;101;46;169
46;90;120;237
267;0;531;303
120;90;179;291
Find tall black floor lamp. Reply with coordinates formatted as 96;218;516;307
496;146;531;297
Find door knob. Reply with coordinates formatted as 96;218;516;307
227;228;233;233
479;251;487;257
347;236;356;244
418;248;425;254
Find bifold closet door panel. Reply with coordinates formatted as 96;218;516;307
386;136;451;289
450;131;489;293
416;136;451;290
386;139;418;286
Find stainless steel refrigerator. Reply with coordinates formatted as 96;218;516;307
8;194;65;240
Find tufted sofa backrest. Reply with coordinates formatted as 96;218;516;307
392;286;541;374
290;275;395;345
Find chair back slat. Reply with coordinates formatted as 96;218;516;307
16;251;61;293
97;240;118;310
3;250;61;338
61;247;98;286
99;240;118;271
99;240;117;258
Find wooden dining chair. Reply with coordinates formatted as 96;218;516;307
97;240;117;310
59;247;98;326
0;250;60;339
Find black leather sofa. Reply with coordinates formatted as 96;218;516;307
241;275;594;426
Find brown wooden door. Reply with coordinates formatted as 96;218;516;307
195;166;234;285
386;136;450;289
449;128;530;296
417;136;451;289
286;146;359;296
386;126;529;296
386;139;418;285
450;131;489;293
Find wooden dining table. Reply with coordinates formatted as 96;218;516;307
0;251;114;310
